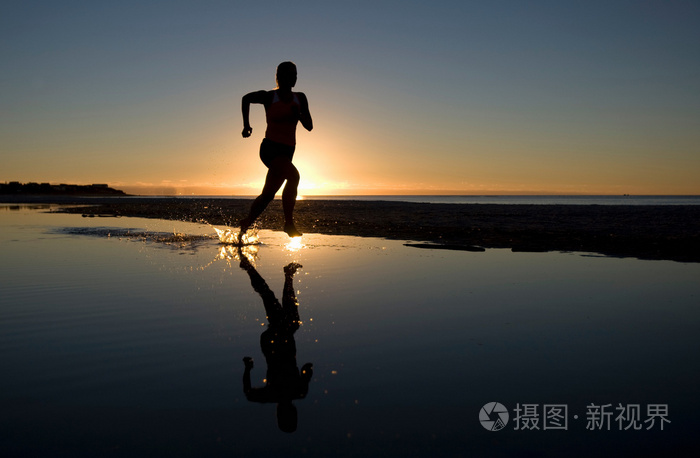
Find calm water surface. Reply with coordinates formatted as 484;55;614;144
1;205;699;457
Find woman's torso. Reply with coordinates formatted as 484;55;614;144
265;90;300;146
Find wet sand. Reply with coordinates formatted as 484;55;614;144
4;196;699;262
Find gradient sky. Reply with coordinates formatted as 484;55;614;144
2;0;699;195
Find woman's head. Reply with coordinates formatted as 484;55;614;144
276;61;297;89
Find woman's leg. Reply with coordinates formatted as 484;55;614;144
282;262;302;330
240;158;301;236
281;162;301;237
240;162;287;233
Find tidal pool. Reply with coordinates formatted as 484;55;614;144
1;204;698;457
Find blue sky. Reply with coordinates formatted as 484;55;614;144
2;0;699;194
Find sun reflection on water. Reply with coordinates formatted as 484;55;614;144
218;243;259;264
285;236;305;252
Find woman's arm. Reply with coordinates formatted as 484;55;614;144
241;90;268;138
297;92;313;132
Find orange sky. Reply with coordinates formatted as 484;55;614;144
2;2;699;196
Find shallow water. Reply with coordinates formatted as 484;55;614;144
1;204;699;457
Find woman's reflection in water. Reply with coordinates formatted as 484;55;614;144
238;248;313;433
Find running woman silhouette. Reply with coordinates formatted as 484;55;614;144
240;61;313;238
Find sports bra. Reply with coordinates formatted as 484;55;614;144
265;91;300;146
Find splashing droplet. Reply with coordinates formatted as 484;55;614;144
213;227;259;245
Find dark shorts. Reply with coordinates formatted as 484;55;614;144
259;138;295;168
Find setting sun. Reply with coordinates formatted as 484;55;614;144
2;1;699;198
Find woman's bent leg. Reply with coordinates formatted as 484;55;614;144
240;164;287;233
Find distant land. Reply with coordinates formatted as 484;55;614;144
1;181;129;196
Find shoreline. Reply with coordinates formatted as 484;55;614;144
3;196;699;262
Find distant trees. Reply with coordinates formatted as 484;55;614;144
0;182;127;195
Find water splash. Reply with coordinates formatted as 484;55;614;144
213;226;260;246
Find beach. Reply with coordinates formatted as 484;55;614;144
5;196;697;262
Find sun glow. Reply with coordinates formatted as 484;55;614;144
285;236;304;252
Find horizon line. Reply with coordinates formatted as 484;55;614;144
125;192;700;197
3;181;699;197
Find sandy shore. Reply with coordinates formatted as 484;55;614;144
3;196;699;262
